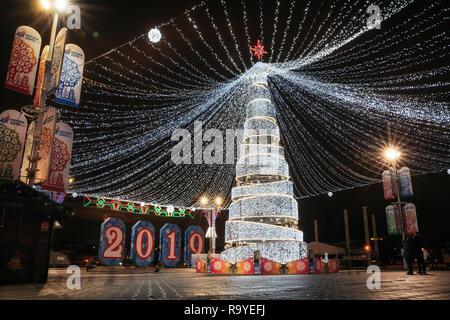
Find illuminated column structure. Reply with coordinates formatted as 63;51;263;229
221;72;307;264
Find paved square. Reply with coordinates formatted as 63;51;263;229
1;267;449;300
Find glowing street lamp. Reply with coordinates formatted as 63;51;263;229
383;145;407;239
214;196;223;207
384;147;401;162
54;0;68;11
200;196;208;206
201;195;222;254
41;0;52;10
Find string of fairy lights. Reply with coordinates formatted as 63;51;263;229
47;0;449;209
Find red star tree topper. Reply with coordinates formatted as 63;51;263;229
250;40;268;60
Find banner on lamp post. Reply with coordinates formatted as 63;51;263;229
0;110;27;181
55;44;84;107
5;26;41;95
382;170;395;200
399;167;413;198
404;203;419;235
385;205;398;235
33;45;49;106
35;108;57;184
19;120;35;184
48;28;67;94
42;122;73;192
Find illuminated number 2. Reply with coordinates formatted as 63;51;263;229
189;232;203;254
103;226;123;259
135;228;154;259
166;231;178;260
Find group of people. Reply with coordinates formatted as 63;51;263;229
403;232;430;275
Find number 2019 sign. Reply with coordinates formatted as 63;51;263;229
98;218;204;267
130;220;155;267
99;218;126;266
160;223;181;267
184;225;205;267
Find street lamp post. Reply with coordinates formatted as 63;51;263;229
384;147;405;239
25;0;68;186
200;196;222;254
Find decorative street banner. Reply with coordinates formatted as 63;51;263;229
184;225;204;267
5;26;41;95
210;257;232;274
314;258;325;274
196;258;207;273
236;258;254;274
385;205;398;235
130;220;155;267
35;108;57;183
42;122;73;192
260;257;281;274
55;44;84;107
404;203;419;235
19;120;35;184
382;170;395;200
48;28;67;94
159;223;181;267
98;218;126;266
399;167;413;198
328;258;339;273
33;45;49;106
286;257;309;274
0;110;27;181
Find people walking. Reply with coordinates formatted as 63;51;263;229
423;248;431;272
414;233;427;275
154;247;160;272
403;235;415;275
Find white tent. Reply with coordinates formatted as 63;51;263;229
307;241;346;256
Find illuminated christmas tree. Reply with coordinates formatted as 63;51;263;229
221;68;307;264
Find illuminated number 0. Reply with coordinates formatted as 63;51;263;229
103;226;123;259
166;231;178;260
189;232;203;254
135;228;154;259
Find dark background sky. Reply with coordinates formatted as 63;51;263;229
1;0;449;251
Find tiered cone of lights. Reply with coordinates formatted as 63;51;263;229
221;68;307;264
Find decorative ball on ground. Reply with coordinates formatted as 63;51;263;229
148;27;162;43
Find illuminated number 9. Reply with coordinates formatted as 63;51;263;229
103;226;124;259
135;228;154;259
189;232;204;254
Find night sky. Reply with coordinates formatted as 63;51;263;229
1;0;449;251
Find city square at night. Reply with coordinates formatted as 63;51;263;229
0;0;449;315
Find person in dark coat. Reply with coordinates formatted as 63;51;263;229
403;235;415;275
414;233;427;275
154;247;160;272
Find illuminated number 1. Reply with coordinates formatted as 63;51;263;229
166;231;177;260
135;228;154;259
189;232;203;254
103;226;123;259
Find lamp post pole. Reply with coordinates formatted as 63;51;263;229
391;161;405;240
200;196;222;254
25;7;62;186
